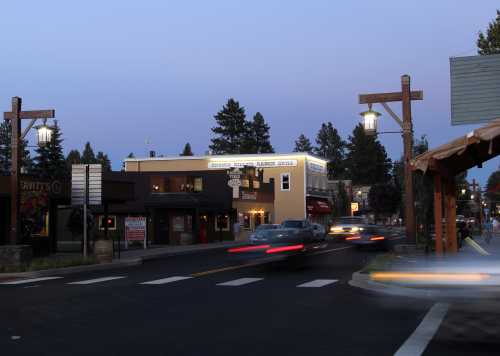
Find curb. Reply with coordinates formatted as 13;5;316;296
0;242;246;279
0;258;143;279
349;271;500;300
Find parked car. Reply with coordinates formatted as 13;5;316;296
329;216;368;240
230;219;325;259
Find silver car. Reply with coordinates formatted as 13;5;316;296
329;216;368;239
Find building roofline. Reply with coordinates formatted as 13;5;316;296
124;152;329;164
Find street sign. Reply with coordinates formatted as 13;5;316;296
351;202;359;216
71;164;102;206
450;54;500;125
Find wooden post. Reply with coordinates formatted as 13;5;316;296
444;177;457;253
433;175;443;256
9;97;21;245
401;75;416;244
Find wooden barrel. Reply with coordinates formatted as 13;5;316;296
94;239;113;263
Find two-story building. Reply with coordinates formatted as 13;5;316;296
124;153;331;225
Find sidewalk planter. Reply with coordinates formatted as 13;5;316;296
94;239;113;263
0;245;32;268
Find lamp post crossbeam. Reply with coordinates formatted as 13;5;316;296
359;91;423;104
4;110;55;120
381;102;403;127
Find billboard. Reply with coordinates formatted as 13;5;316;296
450;54;500;125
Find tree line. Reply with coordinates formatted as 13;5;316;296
0;120;112;179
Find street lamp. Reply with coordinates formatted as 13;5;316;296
35;122;54;146
461;188;466;195
359;104;381;136
471;194;475;200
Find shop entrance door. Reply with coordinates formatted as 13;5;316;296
154;211;170;244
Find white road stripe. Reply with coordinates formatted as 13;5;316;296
297;279;338;288
140;276;192;285
394;303;449;356
217;278;263;286
0;277;62;285
68;276;126;285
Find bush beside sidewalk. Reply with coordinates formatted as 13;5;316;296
0;240;246;280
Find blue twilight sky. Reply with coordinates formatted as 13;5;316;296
1;1;499;187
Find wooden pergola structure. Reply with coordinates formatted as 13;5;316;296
412;118;500;255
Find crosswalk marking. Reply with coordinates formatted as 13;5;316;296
140;276;192;285
217;278;263;286
297;279;338;288
0;276;63;285
68;276;126;285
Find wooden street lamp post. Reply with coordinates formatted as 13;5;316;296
359;75;423;244
3;97;55;245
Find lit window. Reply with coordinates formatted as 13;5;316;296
194;177;203;192
215;215;230;231
280;173;290;191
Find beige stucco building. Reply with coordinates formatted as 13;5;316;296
125;153;331;224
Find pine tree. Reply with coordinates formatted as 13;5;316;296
33;123;66;179
209;98;247;154
314;122;345;179
293;134;313;153
96;151;112;171
344;124;391;185
66;149;81;172
245;112;274;154
0;120;33;175
477;10;500;55
180;143;194;156
81;142;96;164
127;152;135;158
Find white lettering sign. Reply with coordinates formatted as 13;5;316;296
209;159;297;169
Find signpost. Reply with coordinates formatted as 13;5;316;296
227;168;242;199
72;164;102;257
124;217;147;249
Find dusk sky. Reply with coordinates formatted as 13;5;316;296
2;1;499;186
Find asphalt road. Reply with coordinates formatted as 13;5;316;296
1;242;499;356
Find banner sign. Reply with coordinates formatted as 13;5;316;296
125;217;147;242
209;159;297;169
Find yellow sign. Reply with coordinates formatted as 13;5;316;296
351;202;359;215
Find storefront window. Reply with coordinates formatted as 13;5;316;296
264;212;271;224
255;213;262;228
99;215;117;230
242;213;251;230
194;177;203;192
215;215;230;231
151;176;203;193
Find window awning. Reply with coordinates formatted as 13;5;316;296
307;197;332;215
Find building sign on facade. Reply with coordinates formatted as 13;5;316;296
209;159;298;169
307;161;327;173
227;168;242;199
351;202;359;215
241;192;257;200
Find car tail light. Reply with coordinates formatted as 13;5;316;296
345;236;361;240
370;236;385;241
266;244;304;254
228;245;270;253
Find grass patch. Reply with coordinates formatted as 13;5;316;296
360;253;397;274
0;256;98;273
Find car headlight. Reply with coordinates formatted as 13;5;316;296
351;227;359;232
331;226;342;232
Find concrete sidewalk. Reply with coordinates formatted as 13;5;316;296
349;233;500;299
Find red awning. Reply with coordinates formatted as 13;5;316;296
307;198;332;215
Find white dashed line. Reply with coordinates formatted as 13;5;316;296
68;276;126;285
297;279;338;288
140;276;193;285
217;278;264;286
0;277;62;285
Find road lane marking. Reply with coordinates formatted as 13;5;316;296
297;279;338;288
140;276;192;285
0;277;63;285
394;303;449;356
68;276;126;285
191;246;352;277
217;278;263;286
310;245;353;256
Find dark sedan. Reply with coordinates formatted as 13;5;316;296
344;225;395;250
229;220;326;258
